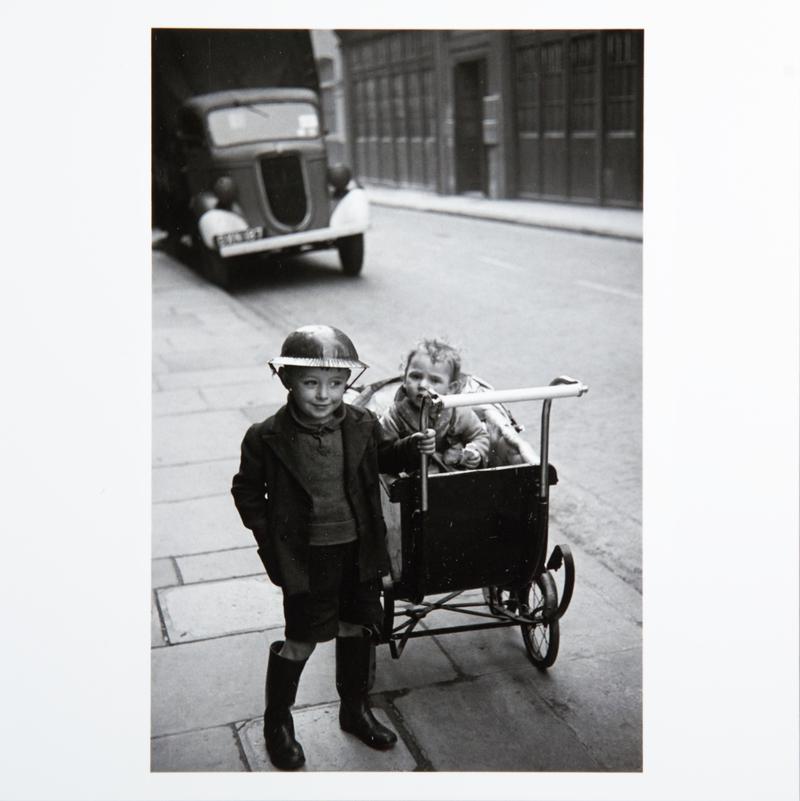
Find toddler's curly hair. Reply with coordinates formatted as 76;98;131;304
402;338;463;385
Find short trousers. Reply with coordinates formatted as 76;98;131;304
282;540;382;643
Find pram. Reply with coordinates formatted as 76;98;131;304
348;375;588;669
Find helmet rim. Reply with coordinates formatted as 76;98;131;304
268;355;368;371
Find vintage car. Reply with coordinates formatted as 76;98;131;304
176;87;369;287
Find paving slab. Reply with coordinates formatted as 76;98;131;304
418;607;554;677
552;578;641;661
152;458;239;503
157;576;285;644
151;631;269;735
262;631;458;707
551;484;642;593
152;557;179;589
152;331;178;352
153;286;233;313
157;366;273;391
176;547;262;584
152;309;203;330
239;704;417;771
151;725;246;772
152;595;166;648
152;354;169;375
393;671;601;771
160;345;267;372
193;308;265;328
162;327;262;352
410;558;640;668
152;409;248;466
153;388;208;417
530;647;642;771
371;633;459;693
151;632;362;737
152;495;252;558
152;250;204;289
553;538;642;625
241;403;283;423
201;379;287;411
258;632;457;708
160;333;263;355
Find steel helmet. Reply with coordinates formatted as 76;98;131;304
269;325;368;373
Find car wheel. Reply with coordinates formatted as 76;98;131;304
337;234;364;276
203;249;234;290
193;231;234;290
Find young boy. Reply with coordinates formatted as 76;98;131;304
380;338;490;470
231;325;434;771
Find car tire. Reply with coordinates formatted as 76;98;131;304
337;234;364;276
193;231;234;290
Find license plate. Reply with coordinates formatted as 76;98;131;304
215;226;264;248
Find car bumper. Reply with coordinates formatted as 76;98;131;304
217;221;367;258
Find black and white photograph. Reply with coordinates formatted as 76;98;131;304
150;27;643;773
3;2;799;800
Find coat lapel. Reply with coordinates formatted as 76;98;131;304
341;405;374;491
260;406;313;498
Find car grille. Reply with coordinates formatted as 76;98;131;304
260;154;307;227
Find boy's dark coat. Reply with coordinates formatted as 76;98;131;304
231;403;417;595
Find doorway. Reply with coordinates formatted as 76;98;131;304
453;58;487;195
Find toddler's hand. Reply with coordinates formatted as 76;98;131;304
442;444;463;466
412;428;436;455
460;446;481;469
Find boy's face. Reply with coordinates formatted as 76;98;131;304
283;366;350;422
403;352;457;409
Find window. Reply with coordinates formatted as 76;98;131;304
206;103;320;147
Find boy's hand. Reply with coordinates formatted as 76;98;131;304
412;428;436;455
460;446;481;469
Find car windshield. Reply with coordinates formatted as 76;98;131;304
207;102;320;146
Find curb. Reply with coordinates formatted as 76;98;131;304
364;191;643;243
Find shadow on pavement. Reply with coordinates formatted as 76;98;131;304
152;234;358;295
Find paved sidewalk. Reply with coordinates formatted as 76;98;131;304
364;186;643;242
150;245;642;772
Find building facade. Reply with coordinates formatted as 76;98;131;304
311;30;348;166
336;30;643;208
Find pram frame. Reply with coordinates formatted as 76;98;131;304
353;375;587;668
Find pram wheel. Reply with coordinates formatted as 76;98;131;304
520;572;560;670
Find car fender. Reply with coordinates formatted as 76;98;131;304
197;208;249;249
330;186;369;233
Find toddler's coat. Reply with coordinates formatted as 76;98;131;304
379;386;490;467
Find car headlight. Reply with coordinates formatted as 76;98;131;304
213;176;238;209
327;164;352;193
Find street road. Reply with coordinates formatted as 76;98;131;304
231;205;642;592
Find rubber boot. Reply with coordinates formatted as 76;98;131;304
336;634;397;750
263;641;307;770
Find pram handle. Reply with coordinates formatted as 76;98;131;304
427;378;588;411
419;376;588;513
